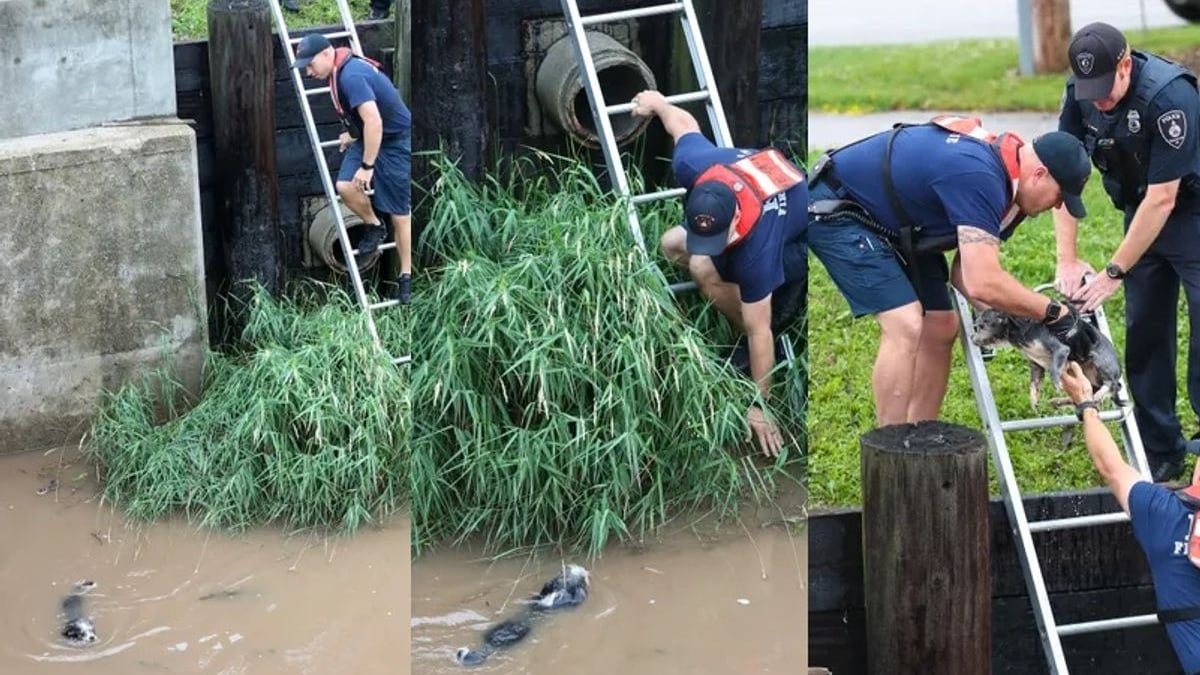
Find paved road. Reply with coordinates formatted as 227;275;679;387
808;110;1060;152
810;0;1186;47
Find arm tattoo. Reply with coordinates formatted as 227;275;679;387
957;226;1000;247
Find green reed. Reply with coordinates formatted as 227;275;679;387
87;284;408;533
409;153;806;558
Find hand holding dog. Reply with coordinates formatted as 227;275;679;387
1045;302;1100;358
1075;273;1122;313
1055;259;1095;298
1060;362;1095;405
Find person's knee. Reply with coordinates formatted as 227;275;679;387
336;180;356;199
661;227;688;267
923;310;959;347
687;254;721;289
877;305;924;350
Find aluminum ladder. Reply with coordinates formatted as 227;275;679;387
556;0;801;375
953;284;1155;675
266;0;410;367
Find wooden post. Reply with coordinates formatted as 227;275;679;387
861;421;991;675
409;0;489;183
1033;0;1071;74
206;0;282;338
393;0;412;102
694;0;762;147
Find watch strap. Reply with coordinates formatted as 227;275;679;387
1075;400;1099;421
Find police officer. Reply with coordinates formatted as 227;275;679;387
1061;362;1200;674
807;116;1096;426
631;90;807;458
1054;22;1200;482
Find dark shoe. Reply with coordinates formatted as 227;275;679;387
282;0;302;12
1150;455;1187;483
394;273;411;305
355;224;388;260
368;8;389;19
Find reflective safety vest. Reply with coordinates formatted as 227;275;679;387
690;148;805;248
925;114;1026;236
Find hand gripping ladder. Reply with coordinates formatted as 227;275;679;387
954;284;1155;675
557;0;800;376
266;0;411;367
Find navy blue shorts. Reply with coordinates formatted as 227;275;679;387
807;180;950;317
339;134;412;216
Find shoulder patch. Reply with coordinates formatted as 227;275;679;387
1157;109;1188;149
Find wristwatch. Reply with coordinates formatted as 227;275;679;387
1042;300;1065;324
360;161;375;170
1105;262;1126;280
1075;400;1099;421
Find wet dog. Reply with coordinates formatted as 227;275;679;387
60;581;97;645
970;308;1123;409
455;564;590;667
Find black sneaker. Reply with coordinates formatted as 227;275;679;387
1151;455;1187;483
282;0;301;11
394;273;411;305
356;224;388;259
368;8;389;19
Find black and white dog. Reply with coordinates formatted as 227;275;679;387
60;581;97;646
455;564;590;666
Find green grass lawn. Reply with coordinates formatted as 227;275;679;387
172;0;381;41
809;24;1200;113
807;170;1200;508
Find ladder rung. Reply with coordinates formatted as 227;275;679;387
289;30;353;45
393;354;412;365
580;2;683;26
999;408;1126;432
320;139;342;149
631;188;686;205
1057;613;1159;637
369;299;400;311
305;86;332;97
669;281;697;294
1027;511;1129;533
350;242;397;256
606;90;711;116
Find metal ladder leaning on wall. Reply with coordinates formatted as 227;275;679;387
265;0;410;367
953;284;1155;675
555;0;800;372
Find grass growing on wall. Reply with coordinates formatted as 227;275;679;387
87;285;408;532
171;0;381;41
407;153;807;558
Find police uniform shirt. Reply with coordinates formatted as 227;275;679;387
1059;55;1200;207
1129;482;1200;673
825;125;1014;242
337;58;412;137
672;132;808;304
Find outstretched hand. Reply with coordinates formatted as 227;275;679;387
1060;362;1095;405
747;405;784;458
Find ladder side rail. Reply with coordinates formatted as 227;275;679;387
677;0;732;148
559;0;646;252
333;0;366;57
1090;302;1151;478
954;289;1071;674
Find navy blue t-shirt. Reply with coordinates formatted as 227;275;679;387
672;132;808;304
337;58;412;137
829;125;1013;241
1058;56;1200;191
1129;481;1200;674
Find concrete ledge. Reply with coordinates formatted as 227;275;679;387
0;122;207;455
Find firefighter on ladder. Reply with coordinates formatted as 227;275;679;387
806;115;1098;427
1061;361;1200;674
631;90;807;458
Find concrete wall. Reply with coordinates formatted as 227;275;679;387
0;123;208;455
0;0;176;140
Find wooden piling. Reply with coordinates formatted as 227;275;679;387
409;0;489;182
694;0;762;147
206;0;282;338
860;421;991;675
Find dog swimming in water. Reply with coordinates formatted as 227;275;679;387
455;564;590;666
971;307;1123;409
60;580;97;646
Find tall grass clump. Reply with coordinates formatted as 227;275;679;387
409;153;806;558
87;284;409;533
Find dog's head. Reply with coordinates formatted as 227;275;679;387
536;564;590;609
971;309;1012;347
62;618;96;645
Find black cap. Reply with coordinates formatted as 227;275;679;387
1032;131;1091;218
683;181;738;256
292;34;332;69
1068;22;1128;101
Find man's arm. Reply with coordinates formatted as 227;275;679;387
1078;407;1145;514
630;90;701;144
740;296;774;399
356;100;383;166
1053;81;1096;296
956;226;1056;319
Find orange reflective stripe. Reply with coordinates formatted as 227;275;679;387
692;149;806;250
328;48;384;119
931;114;1026;232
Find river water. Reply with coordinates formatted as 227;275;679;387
0;446;411;675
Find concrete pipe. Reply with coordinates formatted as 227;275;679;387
306;201;383;274
536;32;657;147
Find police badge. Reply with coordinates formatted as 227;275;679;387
1127;109;1141;133
1076;52;1095;75
1157;109;1188;150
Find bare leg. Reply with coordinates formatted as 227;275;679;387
661;226;690;269
391;213;412;274
874;302;924;426
689;255;744;331
907;309;958;423
336;180;381;226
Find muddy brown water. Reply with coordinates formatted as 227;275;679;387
411;495;808;675
0;447;411;675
